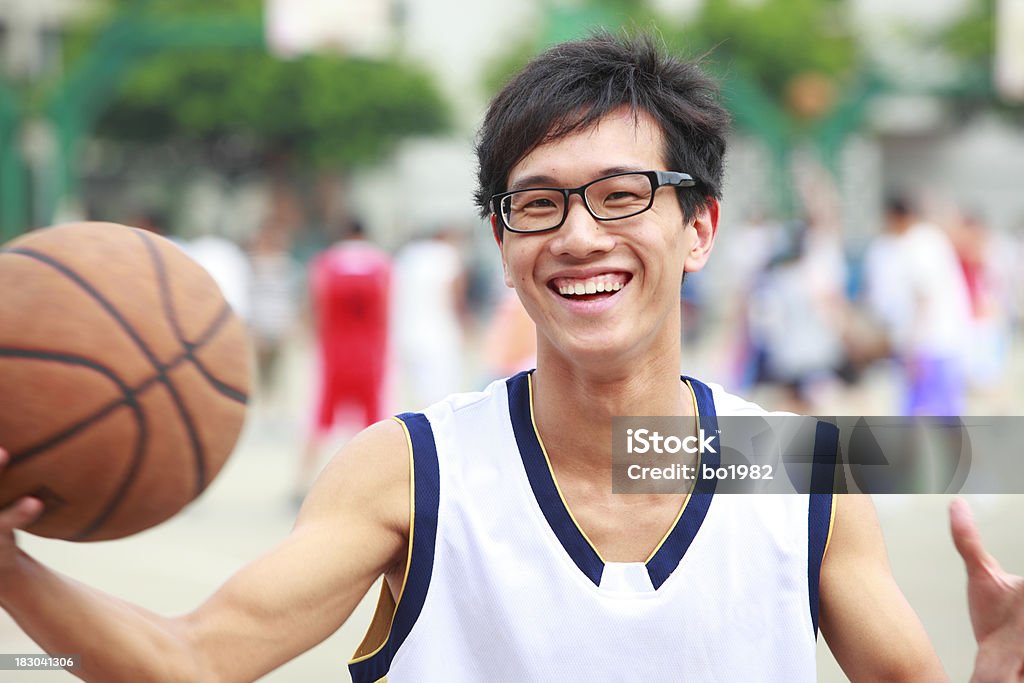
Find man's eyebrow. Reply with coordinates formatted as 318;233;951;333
507;166;648;192
508;175;558;191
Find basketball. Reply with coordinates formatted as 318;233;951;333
0;222;251;541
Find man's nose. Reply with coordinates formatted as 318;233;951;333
549;195;615;258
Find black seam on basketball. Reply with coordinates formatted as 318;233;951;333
137;232;248;404
12;395;134;464
137;229;188;343
4;241;247;533
70;399;148;541
0;348;149;541
136;230;209;490
10;247;169;370
186;304;249;404
1;342;231;464
0;348;139;465
136;230;236;488
8;247;209;493
1;346;218;539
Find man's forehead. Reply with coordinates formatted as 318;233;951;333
506;107;667;186
508;165;648;192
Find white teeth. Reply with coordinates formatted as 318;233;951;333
556;278;625;296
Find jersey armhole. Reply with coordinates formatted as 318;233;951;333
808;420;839;638
348;413;440;683
352;583;399;660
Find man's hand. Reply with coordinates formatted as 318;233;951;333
0;448;43;575
0;421;409;683
951;498;1024;682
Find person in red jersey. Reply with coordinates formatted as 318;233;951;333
299;219;392;500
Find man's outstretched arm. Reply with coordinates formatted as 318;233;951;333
818;494;948;682
0;419;410;683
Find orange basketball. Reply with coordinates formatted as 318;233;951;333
0;222;251;541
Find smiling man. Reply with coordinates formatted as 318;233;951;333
1;32;1020;683
454;34;945;680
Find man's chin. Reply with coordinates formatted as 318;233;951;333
547;334;638;370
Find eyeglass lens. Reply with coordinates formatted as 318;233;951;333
500;172;654;232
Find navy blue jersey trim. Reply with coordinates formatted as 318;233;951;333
808;420;838;637
348;412;440;683
506;371;605;586
645;377;720;589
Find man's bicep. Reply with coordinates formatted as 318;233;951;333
181;420;411;683
819;494;947;682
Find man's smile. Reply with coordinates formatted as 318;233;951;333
546;270;633;303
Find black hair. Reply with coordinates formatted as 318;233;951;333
884;194;915;219
346;218;366;239
474;31;731;238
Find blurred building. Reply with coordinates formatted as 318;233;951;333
354;0;1024;248
4;0;1022;250
0;0;96;79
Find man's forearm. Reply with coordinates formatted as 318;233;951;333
0;550;203;683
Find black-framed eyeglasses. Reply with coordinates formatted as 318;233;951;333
491;170;695;234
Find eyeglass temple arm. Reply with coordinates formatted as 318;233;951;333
655;171;696;188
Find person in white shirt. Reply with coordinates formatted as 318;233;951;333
863;196;972;415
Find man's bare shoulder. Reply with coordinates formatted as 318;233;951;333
297;419;411;547
820;494;947;681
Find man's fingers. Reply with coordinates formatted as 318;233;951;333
0;448;43;530
972;627;1024;683
0;497;44;531
952;498;999;576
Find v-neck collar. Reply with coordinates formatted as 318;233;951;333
505;371;720;590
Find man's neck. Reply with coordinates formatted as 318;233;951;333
531;350;693;479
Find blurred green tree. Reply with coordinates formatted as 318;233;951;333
483;0;860;108
933;0;1022;116
481;0;863;216
97;52;449;169
72;0;449;169
669;0;859;102
482;0;661;94
940;0;994;73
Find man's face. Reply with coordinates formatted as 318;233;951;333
497;106;717;368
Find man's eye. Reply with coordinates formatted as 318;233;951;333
523;198;558;210
601;191;645;206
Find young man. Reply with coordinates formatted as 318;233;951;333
0;33;1020;682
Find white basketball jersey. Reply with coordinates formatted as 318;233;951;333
349;371;836;682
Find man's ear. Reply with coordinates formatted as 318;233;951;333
683;198;720;273
490;214;502;246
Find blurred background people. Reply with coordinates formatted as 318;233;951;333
246;222;302;413
745;224;848;412
482;288;536;380
391;226;467;407
298;219;391;501
718;212;788;391
947;209;1014;395
862;195;973;416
